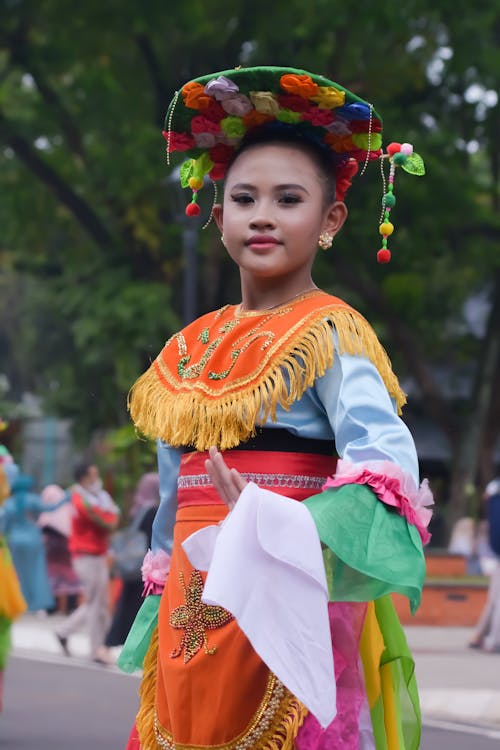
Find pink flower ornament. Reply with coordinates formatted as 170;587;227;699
141;549;171;596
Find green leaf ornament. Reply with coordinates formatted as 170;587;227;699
402;152;425;176
180;159;195;188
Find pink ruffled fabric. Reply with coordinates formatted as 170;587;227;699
295;602;367;750
324;459;433;545
141;549;171;596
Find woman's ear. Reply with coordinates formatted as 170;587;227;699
212;204;224;234
323;201;348;239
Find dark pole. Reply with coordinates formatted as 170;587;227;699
182;225;198;325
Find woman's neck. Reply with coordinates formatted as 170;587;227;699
239;278;319;312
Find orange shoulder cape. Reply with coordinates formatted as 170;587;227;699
129;290;406;450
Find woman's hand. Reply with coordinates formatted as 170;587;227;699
205;446;248;509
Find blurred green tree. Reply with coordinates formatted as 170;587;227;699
0;0;499;530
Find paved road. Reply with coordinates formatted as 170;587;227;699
2;655;500;749
1;656;140;749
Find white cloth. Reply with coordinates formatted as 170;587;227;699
182;481;336;727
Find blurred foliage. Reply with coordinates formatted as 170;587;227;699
101;422;157;516
0;0;499;520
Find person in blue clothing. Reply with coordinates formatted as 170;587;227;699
1;470;69;612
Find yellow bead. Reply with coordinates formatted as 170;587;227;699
379;221;394;236
188;177;204;190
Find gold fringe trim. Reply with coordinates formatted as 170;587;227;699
129;308;406;451
136;625;159;750
257;693;307;750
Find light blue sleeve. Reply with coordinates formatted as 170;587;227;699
314;348;420;485
151;439;181;554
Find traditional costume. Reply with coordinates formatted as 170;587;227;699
0;449;27;712
120;67;431;750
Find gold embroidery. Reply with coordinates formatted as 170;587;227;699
169;570;233;663
154;673;308;750
177;320;240;380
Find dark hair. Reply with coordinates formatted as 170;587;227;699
74;460;94;482
227;123;337;207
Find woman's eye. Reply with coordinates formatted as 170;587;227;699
231;194;253;204
279;194;301;204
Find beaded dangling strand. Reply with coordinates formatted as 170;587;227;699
377;142;425;263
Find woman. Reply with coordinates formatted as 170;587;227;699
105;472;160;647
39;484;82;613
122;66;431;750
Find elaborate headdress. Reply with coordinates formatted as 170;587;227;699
163;66;424;262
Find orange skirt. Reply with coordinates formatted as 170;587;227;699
146;450;337;750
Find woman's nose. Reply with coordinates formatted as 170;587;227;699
249;208;275;229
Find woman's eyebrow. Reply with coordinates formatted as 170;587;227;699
229;182;309;193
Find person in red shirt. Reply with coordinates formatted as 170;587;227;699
55;461;120;664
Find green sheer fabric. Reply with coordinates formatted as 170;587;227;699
305;485;425;613
117;594;161;673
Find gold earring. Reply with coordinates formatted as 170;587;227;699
318;232;333;250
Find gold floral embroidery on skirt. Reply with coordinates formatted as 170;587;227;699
169;570;233;663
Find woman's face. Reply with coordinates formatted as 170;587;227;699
213;143;345;286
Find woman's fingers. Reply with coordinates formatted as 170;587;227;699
205;447;247;508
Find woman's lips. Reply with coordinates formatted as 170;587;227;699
246;236;281;250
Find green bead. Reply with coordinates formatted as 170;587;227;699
388;183;394;191
393;152;408;166
383;192;396;207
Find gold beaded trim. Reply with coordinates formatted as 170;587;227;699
154;673;307;750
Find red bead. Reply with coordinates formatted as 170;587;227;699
185;203;201;217
386;142;401;156
377;248;391;264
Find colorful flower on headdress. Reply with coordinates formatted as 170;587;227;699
310;86;346;109
301;107;335;127
163;131;195;152
209;163;228;180
323;133;355;153
190;115;220;135
204;76;240;101
325;119;351;135
220;116;247;139
352;132;383;151
242;110;274;128
350;118;382;134
276;109;302;124
280;73;319;99
221;94;253;117
336;102;372;120
193;132;218;148
202;100;227;123
182;81;213;110
209;143;234;164
335;159;359;202
277;94;310;112
249;91;280;116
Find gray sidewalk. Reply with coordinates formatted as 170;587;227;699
10;615;500;727
405;625;500;727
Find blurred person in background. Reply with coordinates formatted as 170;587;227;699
1;465;69;613
38;484;82;614
105;472;160;648
469;478;500;653
54;461;120;665
0;443;26;713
